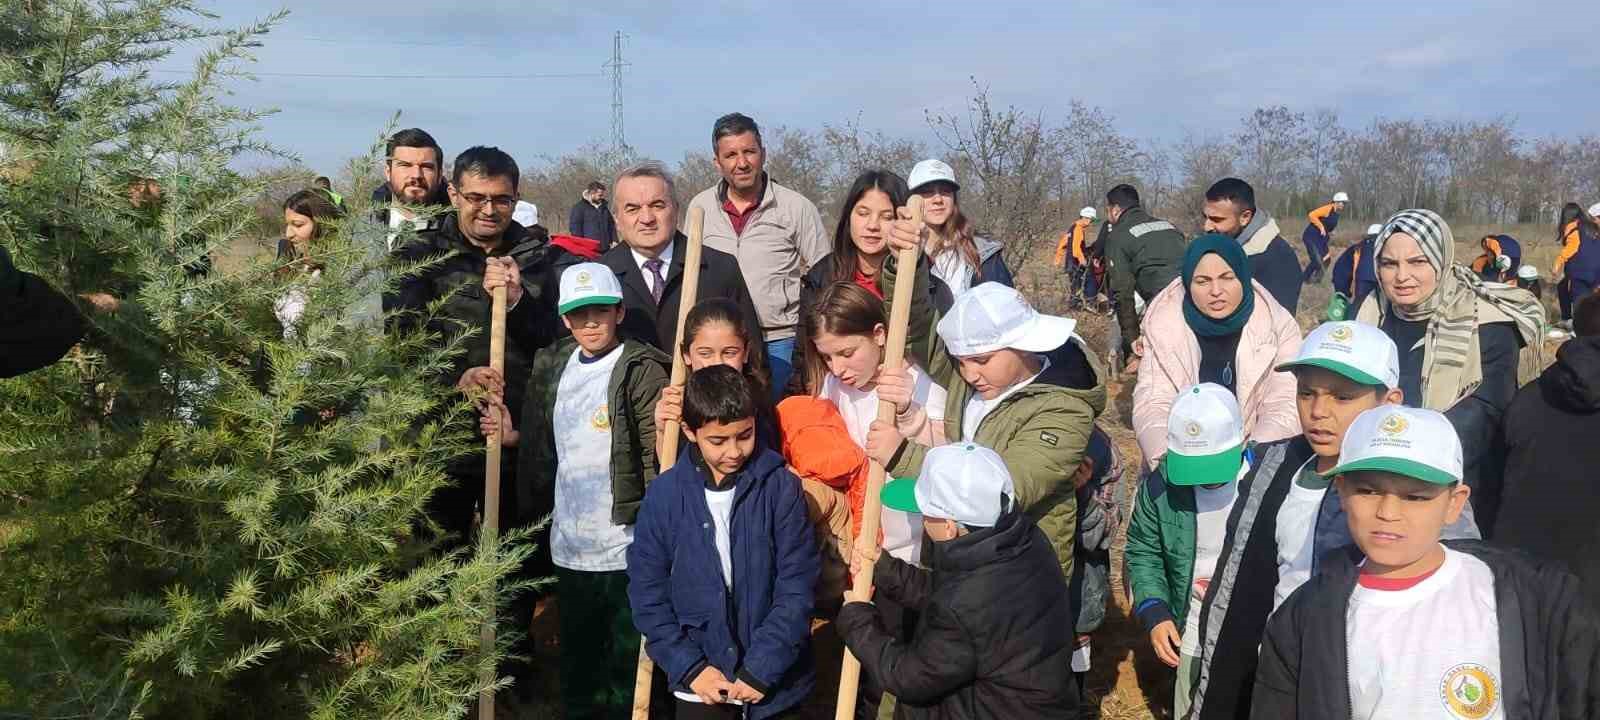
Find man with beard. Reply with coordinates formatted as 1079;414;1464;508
374;127;448;249
1202;177;1303;314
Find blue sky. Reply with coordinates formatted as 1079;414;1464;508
178;1;1598;176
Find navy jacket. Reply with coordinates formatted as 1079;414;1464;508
627;446;817;719
1330;235;1377;315
1249;236;1304;315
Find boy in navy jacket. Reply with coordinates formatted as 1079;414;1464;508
628;364;817;719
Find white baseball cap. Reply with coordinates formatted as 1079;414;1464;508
1518;264;1539;280
513;200;538;228
1333;192;1350;203
1326;406;1462;485
1589;202;1600;218
936;282;1077;357
1366;223;1384;236
1276;321;1400;389
882;443;1014;528
908;159;959;193
1165;383;1245;486
1080;206;1097;220
557;262;623;314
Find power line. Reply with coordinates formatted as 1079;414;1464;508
149;69;603;80
300;35;495;48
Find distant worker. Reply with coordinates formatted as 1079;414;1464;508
1202;177;1303;314
1470;234;1520;283
1102;183;1186;370
568;180;617;252
1055;206;1097;307
1328;223;1382;320
1518;264;1543;300
1555;202;1600;322
313;175;345;209
1300;191;1347;284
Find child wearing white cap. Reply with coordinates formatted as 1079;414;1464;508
477;261;673;718
865;282;1105;587
1124;382;1248;718
837;443;1079;717
1253;405;1600;720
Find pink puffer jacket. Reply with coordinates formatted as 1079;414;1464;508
1132;278;1304;469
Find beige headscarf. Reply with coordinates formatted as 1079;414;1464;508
1355;209;1545;409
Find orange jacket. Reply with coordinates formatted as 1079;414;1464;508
775;396;871;541
1471;236;1503;274
1307;203;1337;235
1556;221;1581;275
1053;218;1092;267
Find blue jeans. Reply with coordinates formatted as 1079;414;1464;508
766;337;795;400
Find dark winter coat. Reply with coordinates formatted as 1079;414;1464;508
1236;211;1302;314
0;245;85;378
1330;235;1377;313
600;232;764;356
384;215;557;418
836;507;1078;719
1496;335;1600;605
1251;541;1600;720
1103;205;1186;356
1384;316;1519;534
627;447;817;720
567;198;616;252
517;339;670;526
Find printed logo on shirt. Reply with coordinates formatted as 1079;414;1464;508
1439;663;1499;719
591;404;610;431
1040;431;1060;447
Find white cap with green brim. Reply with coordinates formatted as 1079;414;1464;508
1275;321;1400;390
936;282;1077;357
881;443;1014;528
1325;406;1462;485
1164;383;1245;486
557;262;623;315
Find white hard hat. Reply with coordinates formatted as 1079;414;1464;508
1332;192;1350;203
1589;202;1600;218
1366;224;1383;236
1080;206;1097;220
1518;264;1539;280
513;200;538;227
908;159;959;193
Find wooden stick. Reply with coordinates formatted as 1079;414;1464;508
835;196;924;719
478;282;508;720
631;206;706;720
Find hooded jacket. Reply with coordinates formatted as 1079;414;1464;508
836;507;1078;719
888;337;1106;583
627;447;817;720
567;197;616;252
517;338;670;526
1495;335;1600;596
1132;278;1303;469
928;235;1014;300
1235;212;1302;314
1104;205;1186;356
1251;541;1600;720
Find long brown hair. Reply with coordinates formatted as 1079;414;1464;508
926;189;983;280
1558;202;1598;244
800;281;887;395
828;170;910;285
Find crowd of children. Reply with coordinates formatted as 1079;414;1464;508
443;179;1600;720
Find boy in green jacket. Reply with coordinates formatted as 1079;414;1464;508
479;262;670;718
1125;382;1247;719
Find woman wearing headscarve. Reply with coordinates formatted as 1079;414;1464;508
1132;233;1304;469
1356;209;1545;536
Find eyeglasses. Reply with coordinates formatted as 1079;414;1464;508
460;193;515;210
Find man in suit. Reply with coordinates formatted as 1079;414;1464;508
600;161;762;357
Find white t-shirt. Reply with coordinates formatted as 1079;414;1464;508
1181;481;1239;657
820;365;947;565
674;480;741;707
550;346;634;572
1274;457;1331;611
961;358;1050;442
1346;548;1503;720
932;250;974;297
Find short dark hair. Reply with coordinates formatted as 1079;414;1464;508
1106;183;1140;210
314;176;332;188
683;365;758;430
386;128;443;167
1575;288;1600;338
712;113;762;149
451;146;519;191
586;180;606;192
1204;177;1256;213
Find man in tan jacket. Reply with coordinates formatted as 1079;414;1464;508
688;112;828;397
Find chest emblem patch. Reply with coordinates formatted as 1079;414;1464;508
592;404;610;431
1439;663;1499;719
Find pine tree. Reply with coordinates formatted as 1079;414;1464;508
0;2;534;717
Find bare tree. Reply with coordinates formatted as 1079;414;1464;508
1235;105;1308;217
